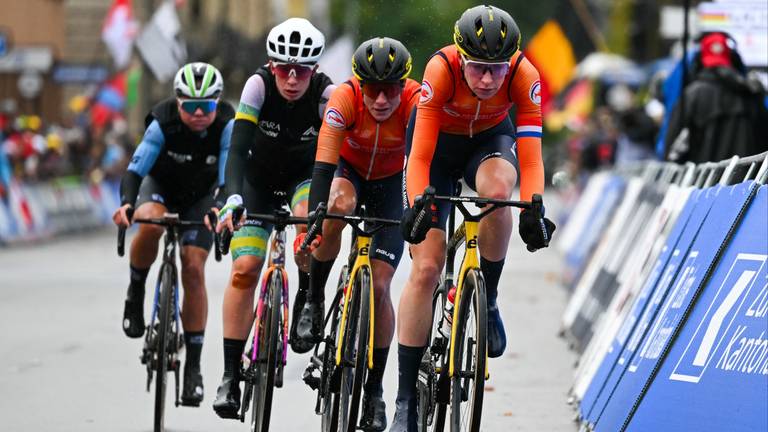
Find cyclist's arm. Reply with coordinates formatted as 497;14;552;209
309;83;355;212
405;57;452;205
120;120;165;206
215;119;234;207
509;58;545;202
223;74;265;200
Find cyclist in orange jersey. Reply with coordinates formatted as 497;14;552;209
392;5;556;430
299;37;419;431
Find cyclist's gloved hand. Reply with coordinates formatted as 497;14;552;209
218;194;245;233
401;190;436;244
518;201;556;252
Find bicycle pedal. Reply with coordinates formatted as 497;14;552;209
301;365;320;390
276;365;284;388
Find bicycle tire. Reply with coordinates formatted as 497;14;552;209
154;263;175;432
251;268;283;432
321;269;347;432
418;282;449;432
449;269;487;432
338;266;371;432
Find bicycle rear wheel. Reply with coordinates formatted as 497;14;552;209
154;263;176;432
449;269;487;432
338;266;371;432
251;268;283;432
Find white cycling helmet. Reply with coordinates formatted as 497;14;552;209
266;18;325;65
173;62;223;99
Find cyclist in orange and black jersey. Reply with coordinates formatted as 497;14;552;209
392;5;556;430
300;37;419;432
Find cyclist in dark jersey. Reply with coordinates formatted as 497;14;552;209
301;37;419;431
212;18;336;419
113;62;234;407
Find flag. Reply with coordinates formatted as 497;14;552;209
102;0;139;70
524;20;577;114
91;73;127;129
136;1;187;82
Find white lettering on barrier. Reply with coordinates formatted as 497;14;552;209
629;251;699;372
669;253;767;383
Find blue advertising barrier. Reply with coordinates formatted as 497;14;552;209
563;175;626;290
578;186;707;422
626;185;767;432
594;180;758;432
585;184;720;425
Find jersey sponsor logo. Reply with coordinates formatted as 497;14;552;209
325;107;346;129
167;151;192;164
376;248;396;261
301;126;319;141
258;120;281;138
420;80;434;104
529;80;542;106
206;155;217;165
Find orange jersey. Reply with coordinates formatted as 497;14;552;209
407;45;544;204
316;78;421;180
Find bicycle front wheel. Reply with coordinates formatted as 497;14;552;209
154;263;176;432
338;266;371;432
320;268;347;432
449;269;487;432
251;268;283;432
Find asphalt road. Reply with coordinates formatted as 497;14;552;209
0;218;577;431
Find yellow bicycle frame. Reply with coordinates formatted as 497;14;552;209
448;219;488;379
335;234;376;370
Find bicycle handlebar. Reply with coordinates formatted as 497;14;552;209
301;202;402;250
117;207;135;257
219;206;311;256
117;210;221;261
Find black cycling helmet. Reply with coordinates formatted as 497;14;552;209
454;5;521;62
352;37;413;84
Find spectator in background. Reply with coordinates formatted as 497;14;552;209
665;32;768;163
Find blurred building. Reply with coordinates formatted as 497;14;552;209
0;0;326;128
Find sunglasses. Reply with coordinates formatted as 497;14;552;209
271;62;315;80
361;82;404;100
461;55;510;81
179;99;218;115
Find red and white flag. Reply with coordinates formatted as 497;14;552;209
102;0;139;70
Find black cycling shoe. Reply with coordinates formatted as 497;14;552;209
292;300;324;354
122;299;145;338
289;287;309;352
212;377;241;419
359;393;387;431
181;366;204;407
389;396;417;432
487;303;507;358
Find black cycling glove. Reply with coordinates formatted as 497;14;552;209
518;205;556;252
401;188;437;244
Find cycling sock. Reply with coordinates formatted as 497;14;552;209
184;331;204;370
395;344;425;402
298;270;310;298
480;256;505;307
364;347;390;397
223;338;246;380
127;265;150;301
309;257;334;303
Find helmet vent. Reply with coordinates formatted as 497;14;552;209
312;47;322;56
289;31;301;56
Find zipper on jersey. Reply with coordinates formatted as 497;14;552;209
469;101;481;138
366;123;381;180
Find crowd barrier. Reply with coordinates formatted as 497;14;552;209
558;152;768;432
0;177;120;246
